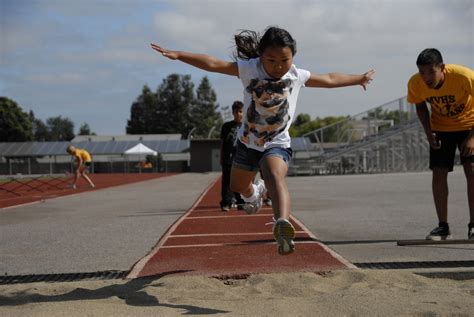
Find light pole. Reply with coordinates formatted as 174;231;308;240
187;127;196;139
207;126;216;139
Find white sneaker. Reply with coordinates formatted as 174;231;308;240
273;218;295;255
242;179;266;215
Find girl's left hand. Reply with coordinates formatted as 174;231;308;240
360;69;375;90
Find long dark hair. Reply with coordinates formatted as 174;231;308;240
233;26;297;60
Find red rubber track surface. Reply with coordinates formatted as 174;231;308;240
0;173;175;209
130;177;354;278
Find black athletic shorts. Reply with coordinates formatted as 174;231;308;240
430;130;474;171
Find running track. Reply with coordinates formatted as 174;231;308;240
0;173;174;209
129;177;355;278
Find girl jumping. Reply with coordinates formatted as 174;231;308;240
151;26;374;254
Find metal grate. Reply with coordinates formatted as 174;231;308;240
0;270;129;285
355;260;474;270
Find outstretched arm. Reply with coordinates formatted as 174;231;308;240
150;43;238;76
306;69;375;90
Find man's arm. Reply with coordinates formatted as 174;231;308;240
75;156;84;173
415;102;441;149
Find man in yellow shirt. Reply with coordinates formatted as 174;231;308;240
66;145;95;189
407;48;474;240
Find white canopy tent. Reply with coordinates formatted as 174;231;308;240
124;143;157;172
124;143;157;156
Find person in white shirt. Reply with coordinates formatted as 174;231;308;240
151;26;374;255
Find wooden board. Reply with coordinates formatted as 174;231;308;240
397;239;474;246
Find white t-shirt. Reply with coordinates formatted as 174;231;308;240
237;58;311;151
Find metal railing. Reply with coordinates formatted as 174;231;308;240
289;97;429;175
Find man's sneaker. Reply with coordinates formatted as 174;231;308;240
242;179;266;215
425;226;451;241
221;205;230;212
273;218;295;255
263;198;272;206
468;224;474;240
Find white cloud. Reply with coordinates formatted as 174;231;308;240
1;0;472;135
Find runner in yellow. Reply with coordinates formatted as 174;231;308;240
66;145;95;189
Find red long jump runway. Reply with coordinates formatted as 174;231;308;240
129;178;355;279
0;173;175;209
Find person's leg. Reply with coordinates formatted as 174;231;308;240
81;165;95;188
464;162;474;223
72;171;79;188
230;141;261;206
462;159;474;239
259;170;272;206
426;131;457;240
432;167;449;223
259;147;294;255
234;191;245;207
260;156;290;221
230;167;258;199
220;164;233;209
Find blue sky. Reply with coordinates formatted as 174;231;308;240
1;0;472;135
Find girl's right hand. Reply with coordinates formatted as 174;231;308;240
150;43;179;60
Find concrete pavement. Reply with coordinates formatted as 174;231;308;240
1;167;472;277
289;166;473;263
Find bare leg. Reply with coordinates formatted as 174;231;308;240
230;166;258;198
432;167;449;223
81;167;95;187
260;156;290;220
463;162;474;223
72;170;80;188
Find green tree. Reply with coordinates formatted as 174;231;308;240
293;113;311;127
190;76;223;139
0;97;33;141
365;108;409;131
78;123;95;135
290;114;349;142
126;85;157;134
128;75;224;138
46;116;75;141
29;111;49;141
155;74;195;137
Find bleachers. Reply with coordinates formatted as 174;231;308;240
289;97;429;175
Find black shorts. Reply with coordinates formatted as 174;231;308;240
84;161;92;169
430;130;474;171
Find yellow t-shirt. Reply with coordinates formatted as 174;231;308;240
407;64;474;131
73;149;92;162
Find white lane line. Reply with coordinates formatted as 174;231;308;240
184;214;273;219
169;231;307;238
127;176;218;279
161;240;322;249
290;214;357;269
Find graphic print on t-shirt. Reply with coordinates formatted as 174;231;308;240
240;78;293;146
425;95;466;118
